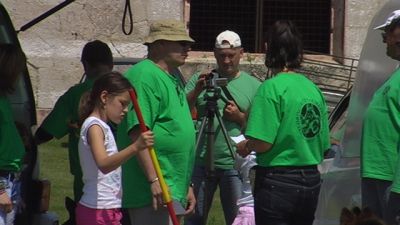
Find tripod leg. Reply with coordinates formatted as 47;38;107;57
215;110;236;161
195;116;207;153
203;114;215;225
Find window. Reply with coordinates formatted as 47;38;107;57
188;0;343;55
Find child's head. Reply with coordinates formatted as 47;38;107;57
79;72;132;124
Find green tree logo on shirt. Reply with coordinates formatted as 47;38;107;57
298;103;321;138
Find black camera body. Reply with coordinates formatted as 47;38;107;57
205;70;228;90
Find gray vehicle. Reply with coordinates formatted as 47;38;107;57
314;1;400;224
0;2;59;225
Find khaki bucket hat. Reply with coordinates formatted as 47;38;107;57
144;19;195;44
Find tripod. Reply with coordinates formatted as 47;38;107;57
195;87;236;225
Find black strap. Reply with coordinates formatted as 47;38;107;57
220;86;242;112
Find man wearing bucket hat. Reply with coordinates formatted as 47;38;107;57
360;10;400;224
185;30;261;225
116;19;196;225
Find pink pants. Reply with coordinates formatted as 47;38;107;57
75;203;122;225
231;206;255;225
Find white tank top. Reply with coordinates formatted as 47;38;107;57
78;116;122;209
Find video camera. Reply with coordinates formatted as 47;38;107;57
205;70;228;90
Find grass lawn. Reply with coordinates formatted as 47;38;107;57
38;137;226;225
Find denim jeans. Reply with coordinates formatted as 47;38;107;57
184;165;242;225
254;166;321;225
361;177;391;219
386;191;400;225
0;175;20;225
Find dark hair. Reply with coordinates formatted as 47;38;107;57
264;20;303;70
0;44;27;96
79;71;132;123
81;40;113;66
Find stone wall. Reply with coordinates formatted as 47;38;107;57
1;0;388;124
2;0;182;113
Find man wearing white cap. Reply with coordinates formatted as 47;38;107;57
361;10;400;224
185;30;261;225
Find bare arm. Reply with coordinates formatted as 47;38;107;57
88;125;154;174
223;100;247;128
236;138;272;157
186;73;207;110
34;127;54;145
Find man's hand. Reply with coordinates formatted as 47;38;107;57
187;71;211;110
150;180;164;210
0;192;12;214
185;186;196;215
224;100;246;126
194;73;208;94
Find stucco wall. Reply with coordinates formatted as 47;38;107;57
2;0;182;111
344;0;388;59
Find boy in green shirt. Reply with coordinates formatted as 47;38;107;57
34;40;113;202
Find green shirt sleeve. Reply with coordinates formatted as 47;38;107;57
40;92;73;138
185;73;200;94
246;82;280;144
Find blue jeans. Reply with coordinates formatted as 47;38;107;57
0;174;21;225
254;166;321;225
184;165;242;225
361;177;391;219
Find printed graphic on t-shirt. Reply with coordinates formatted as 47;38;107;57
297;103;321;138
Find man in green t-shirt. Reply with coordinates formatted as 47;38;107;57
116;20;196;225
363;11;400;224
185;30;261;225
34;40;113;203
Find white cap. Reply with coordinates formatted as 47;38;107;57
374;10;400;30
215;30;241;49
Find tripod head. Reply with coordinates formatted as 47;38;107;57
203;70;229;105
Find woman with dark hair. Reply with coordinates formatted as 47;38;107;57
0;44;27;225
237;20;330;225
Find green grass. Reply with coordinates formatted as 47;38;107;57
38;137;225;225
38;136;73;223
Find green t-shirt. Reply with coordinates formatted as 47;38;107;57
361;69;400;182
245;72;330;167
117;59;196;208
0;96;25;171
40;79;94;177
185;71;261;169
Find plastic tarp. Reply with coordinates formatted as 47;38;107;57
314;1;400;224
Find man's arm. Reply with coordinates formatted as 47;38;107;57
186;73;207;110
129;127;163;210
236;138;272;157
223;100;247;128
34;127;54;145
